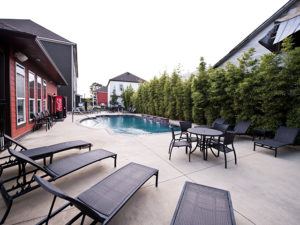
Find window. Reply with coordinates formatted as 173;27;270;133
28;71;35;120
16;63;26;125
37;76;42;113
43;79;47;111
119;84;123;92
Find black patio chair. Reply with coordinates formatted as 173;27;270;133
212;118;227;128
211;123;230;143
169;127;192;161
0;134;92;169
170;181;236;225
0;147;117;224
209;132;237;168
253;126;299;157
229;120;251;136
34;162;158;225
179;121;192;140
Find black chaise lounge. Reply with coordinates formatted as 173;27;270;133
0;148;117;224
253;126;299;157
0;134;92;169
229;121;251;136
34;162;159;225
170;182;236;225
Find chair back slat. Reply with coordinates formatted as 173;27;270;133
213;123;229;132
274;126;299;144
4;134;27;151
223;132;235;145
171;127;176;140
8;149;46;172
179;121;192;132
34;175;103;221
212;118;226;127
234;121;251;134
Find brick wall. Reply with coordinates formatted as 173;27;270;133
96;92;108;106
9;50;58;138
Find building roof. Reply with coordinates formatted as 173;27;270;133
109;72;145;83
213;0;298;68
0;19;72;44
97;86;108;92
0;19;78;85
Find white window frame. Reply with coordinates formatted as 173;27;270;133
28;71;35;120
16;63;26;125
37;76;42;113
119;84;123;92
43;79;47;111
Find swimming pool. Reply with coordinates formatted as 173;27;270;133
80;115;176;134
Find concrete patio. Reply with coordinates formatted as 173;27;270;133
1;114;300;225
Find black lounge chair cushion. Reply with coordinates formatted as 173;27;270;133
22;140;91;159
46;149;115;177
78;162;158;217
171;182;236;225
254;139;290;148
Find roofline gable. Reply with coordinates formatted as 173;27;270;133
213;0;298;68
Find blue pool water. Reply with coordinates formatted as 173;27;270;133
80;115;176;134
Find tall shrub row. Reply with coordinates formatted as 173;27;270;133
124;43;300;130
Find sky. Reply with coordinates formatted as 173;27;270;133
1;0;288;96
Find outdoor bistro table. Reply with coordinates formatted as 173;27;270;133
188;127;223;160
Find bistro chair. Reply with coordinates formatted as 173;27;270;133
209;132;237;168
169;127;192;161
179;121;192;140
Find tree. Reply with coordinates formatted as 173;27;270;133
192;57;208;124
121;86;135;110
89;82;103;94
110;89;118;107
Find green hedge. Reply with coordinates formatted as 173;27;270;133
126;42;300;131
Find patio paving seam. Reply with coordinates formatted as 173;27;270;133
233;209;257;225
133;136;191;176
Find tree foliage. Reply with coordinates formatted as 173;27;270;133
89;82;103;94
129;43;300;131
110;89;118;106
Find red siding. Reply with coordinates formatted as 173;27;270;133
96;91;108;106
9;50;58;138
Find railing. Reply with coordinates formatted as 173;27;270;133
71;108;93;122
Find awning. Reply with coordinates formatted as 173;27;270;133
259;5;300;50
273;15;300;44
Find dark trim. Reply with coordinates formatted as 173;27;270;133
213;0;298;68
35;39;68;85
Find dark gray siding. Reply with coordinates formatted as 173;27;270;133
40;40;73;111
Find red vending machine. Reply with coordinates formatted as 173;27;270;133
55;96;66;119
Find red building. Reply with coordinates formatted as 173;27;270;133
96;86;108;106
0;19;77;138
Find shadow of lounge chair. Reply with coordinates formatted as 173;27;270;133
253;126;299;157
34;162;158;225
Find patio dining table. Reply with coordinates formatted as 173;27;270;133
188;127;223;160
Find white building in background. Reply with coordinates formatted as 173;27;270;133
107;72;145;107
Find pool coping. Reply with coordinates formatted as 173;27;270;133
76;113;180;136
